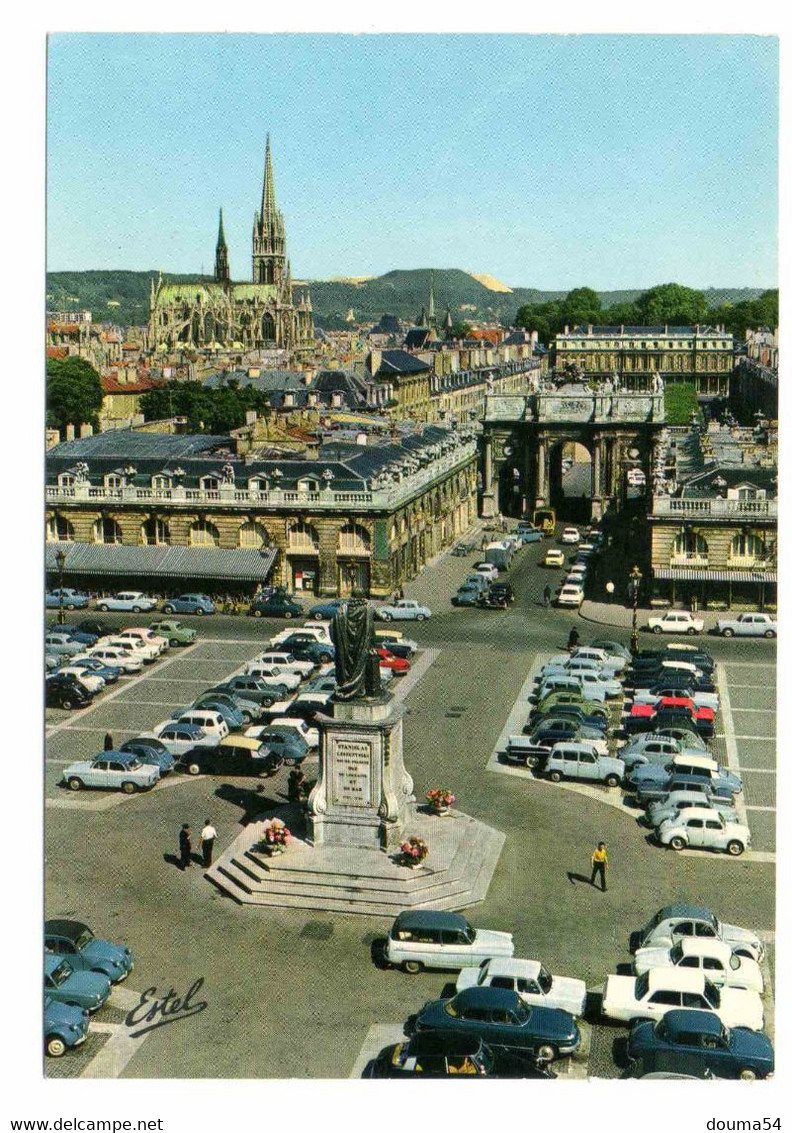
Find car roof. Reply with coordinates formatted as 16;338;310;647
45;919;89;940
44;952;68;975
656;904;715;922
405;1033;485;1057
454;986;522;1010
392;910;469;932
661;1010;723;1036
674;807;727;822
484;957;542;980
98;751;139;764
218;736;263;752
645;967;707;991
675;937;730;959
672;755;717;770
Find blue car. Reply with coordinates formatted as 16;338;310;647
44;953;111;1013
47;624;99;646
117;739;176;775
66;657;122;684
627;1009;774;1080
308;599;347;620
161;593;216;616
177;697;245;730
44;996;90;1058
46;589;90;611
44;919;134;983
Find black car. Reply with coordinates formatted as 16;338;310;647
210;676;292;709
478;591;509;609
625;667;716;694
636;648;714;672
75;619;117;639
248;595;304;619
363;1033;557;1079
45;674;93;711
527;704;609;733
489;581;515;605
275;633;335;665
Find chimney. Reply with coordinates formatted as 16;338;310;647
65;423;75;441
245;409;257;426
283;392;295;408
79;422;93;438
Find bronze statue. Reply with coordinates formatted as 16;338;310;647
331;593;382;701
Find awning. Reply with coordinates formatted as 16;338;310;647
654;567;776;583
46;543;277;582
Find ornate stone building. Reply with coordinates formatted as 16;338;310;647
45;427;477;599
148;137;315;356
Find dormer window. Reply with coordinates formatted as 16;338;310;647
200;475;220;491
57;472;75;488
104;474;123;489
297;477;319;492
248;477;268;494
151;475;172;491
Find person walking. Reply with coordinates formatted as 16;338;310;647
178;824;192;871
590;843;609;891
543;584;552;608
567;626;580;651
103;732;114;752
198;819;217;868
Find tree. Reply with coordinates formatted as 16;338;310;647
46;356;103;432
664;381;702;426
633;283;708;326
449;321;472;340
559;287;602;329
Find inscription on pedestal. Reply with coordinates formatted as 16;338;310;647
332;739;372;808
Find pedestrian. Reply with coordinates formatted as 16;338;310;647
198;819;217;868
567;626;580;651
543;584;552;608
178;824;192;871
103;732;114;752
605;580;615;603
590;842;609;891
398;586;405;601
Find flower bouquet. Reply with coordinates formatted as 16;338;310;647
426;788;456;815
261;819;292;855
400;835;429;868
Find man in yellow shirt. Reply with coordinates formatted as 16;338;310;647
590;842;609;891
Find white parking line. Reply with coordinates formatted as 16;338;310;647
716;664;749;830
730;708;776;714
737;767;776;774
722;661;776;670
51;726;139;735
729;684;774;690
733;734;776;741
486;654;547;771
745;805;776;812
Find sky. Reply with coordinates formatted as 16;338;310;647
46;34;778;290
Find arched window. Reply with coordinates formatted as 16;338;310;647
238;521;268;548
94;517;122;544
189;519;220;546
142;518;170;545
104;473;123;490
200;475;220;491
297;477;319;493
287;520;319;552
151;475;172;491
261;313;276;341
57;472;75;488
729;533;766;561
46;515;74;542
248;477;268;495
671;531;708;561
338;522;370;555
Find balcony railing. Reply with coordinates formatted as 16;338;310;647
652;497;777;519
726;555;773;570
669;554;710;568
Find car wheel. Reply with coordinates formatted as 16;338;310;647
187;762;201;776
163;604;174;614
526;755;541;769
98;603;109;613
67;777;83;791
169;638;179;647
121;781;138;794
727;840;745;856
283;612;293;619
686;627;696;636
721;627;734;638
61;698;74;711
402;960;423;974
66;602;76;611
241;711;252;725
415;614;426;621
548;770;562;783
319;652;332;663
669;835;686;851
380;612;392;621
314;612;326;620
604;774;621;787
651;625;663;635
765;630;776;639
46;1035;67;1058
253;609;263;618
261;696;275;708
195;608;205;616
738;1068;757;1081
535;1044;557;1064
132;605;142;613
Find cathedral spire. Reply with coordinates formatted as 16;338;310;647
253;134;286;286
215;208;230;283
261;134;277;219
428;271;436;325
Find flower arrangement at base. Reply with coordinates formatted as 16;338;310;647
426;788;456;813
400;836;429;867
261;820;292;854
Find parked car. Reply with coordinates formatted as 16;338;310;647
61;752;160;793
116;627;168;656
515;522;544;544
182;734;272;777
376;647;411;674
241;725;309;765
160;593;216;616
45;674;93;711
95;591;158;613
543;549;565;568
45;632;84;658
149;619;197;646
657;808;751;856
525;717;609;750
629;755;741;799
415;987;581;1063
102;633;159;664
86;646;143;674
537;743;624;786
364;1033;496;1078
488;581;515;605
560;527;581;545
716;613;777;639
249;594;304;619
630;905;765;963
529;704;608;733
44;920;134;983
181;696;246;730
55;666;105;694
62;657;121;685
118;737;176;775
266;716;319;750
623;703;714;739
590;638;632;661
545;652;621;680
540;665;621;699
171;709;229;743
384;911;513;974
601;967;763;1031
463;574;490;595
534;674;608;704
44;996;90;1058
244;662;301;691
307;599;347;621
212;675;293;709
570;645;626;673
647;790;740;829
647;611;704;636
633;938;763;995
471;562;499;582
147;721;213;757
252;650;315;679
618;737;683;772
47;623;98;645
46;588;90;610
274;634;335;665
556;584;585;609
372;630;417;658
202;688;263;724
376;599;432;622
44;953;111;1013
453;585;484;607
626;1010;774;1080
637;774;735;810
530;691;609;723
75;619;117;638
456;957;587;1017
632;685;719;713
282;692;333;720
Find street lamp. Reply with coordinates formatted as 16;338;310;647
629;564;642;656
55;547;67;626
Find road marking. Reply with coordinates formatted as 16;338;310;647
105;700;178;708
716;664;749;831
721;661;776;670
733;734;776;741
50;726;139;735
485;653;547;771
349;1023;407;1078
728;684;773;690
745;805;776;812
730;708;776;715
738;767;776;774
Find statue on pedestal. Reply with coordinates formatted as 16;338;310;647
331;593;383;701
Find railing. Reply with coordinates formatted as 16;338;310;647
669;554;710;567
726;555;773;569
652;497;777;519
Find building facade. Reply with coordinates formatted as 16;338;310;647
45;428;477;599
148;137;314;356
553;325;733;401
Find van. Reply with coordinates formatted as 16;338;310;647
484;544;512;571
384;911;514;974
175;710;229;742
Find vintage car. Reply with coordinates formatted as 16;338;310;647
646;611;704;636
44;920;134;983
44;953;111;1013
44;997;90;1058
375;599;432;622
626;1010;774;1080
657;808;751;856
715;613;777;638
61;752;160;793
630;905;764;963
633;937;763;994
601;967;763;1030
160;593;216;616
95;591;158;613
149;619;197;646
455;957;587;1017
384;911;513;974
46;588;90;610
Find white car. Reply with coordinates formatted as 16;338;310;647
250;651;314;679
657;808;751;856
145;723;213;756
560;527;581;545
248;717;319;749
456;957;587;1016
471;563;499;581
647;611;704;636
375;599;432;621
116;627;168;655
95;591;158;613
565;568;587;586
556;584;585;608
571;646;626;673
244;663;301;691
270;622;332;647
85;646;143;674
103;635;159;664
55;666;106;694
601;967;763;1031
633;938;764;995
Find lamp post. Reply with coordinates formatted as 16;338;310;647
629;564;642;656
55;547;67;626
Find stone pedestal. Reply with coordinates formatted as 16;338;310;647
307;693;414;850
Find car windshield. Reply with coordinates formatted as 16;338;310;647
669;943;684;963
477;961;490;986
634;972;649;999
704;980;721;1008
538;966;553;993
51;960;73;986
74;928;94;950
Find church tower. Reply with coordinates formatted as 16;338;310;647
252;135;287;287
214;208;230;283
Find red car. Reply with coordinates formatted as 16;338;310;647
656;696;715;723
376;647;411;674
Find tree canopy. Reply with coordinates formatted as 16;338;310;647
138;381;277;434
46;356;104;432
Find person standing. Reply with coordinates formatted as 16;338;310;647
567;626;580;651
198;819;217;868
543;584;552;608
590;843;609;891
103;732;114;752
178;824;192;871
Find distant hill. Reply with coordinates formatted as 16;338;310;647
46;268;768;331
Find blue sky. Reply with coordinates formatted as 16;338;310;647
47;34;778;289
